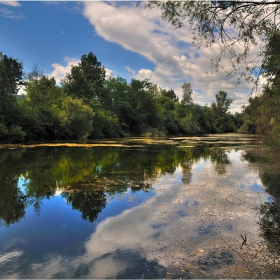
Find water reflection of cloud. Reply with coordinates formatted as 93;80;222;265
193;165;204;171
3;238;26;250
0;250;23;263
3;147;271;278
89;257;124;278
36;147;267;278
227;150;243;164
77;149;267;278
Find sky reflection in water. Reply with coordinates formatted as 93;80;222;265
0;137;279;278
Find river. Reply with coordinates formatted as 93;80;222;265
0;134;279;278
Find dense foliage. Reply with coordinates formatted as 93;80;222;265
0;51;239;142
145;1;280;149
236;31;280;150
237;81;280;150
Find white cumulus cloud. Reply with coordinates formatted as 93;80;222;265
0;1;21;7
0;7;24;19
82;1;260;112
125;66;136;75
47;57;80;83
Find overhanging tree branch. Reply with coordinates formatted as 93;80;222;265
144;1;280;86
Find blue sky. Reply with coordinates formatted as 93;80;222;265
0;1;262;112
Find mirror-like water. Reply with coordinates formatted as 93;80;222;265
1;134;280;278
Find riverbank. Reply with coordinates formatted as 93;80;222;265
0;133;258;149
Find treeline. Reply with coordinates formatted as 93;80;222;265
237;87;280;149
0;51;240;142
236;32;280;150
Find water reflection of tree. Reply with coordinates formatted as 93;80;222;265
244;150;280;258
0;147;157;224
259;167;280;256
210;149;230;175
0;150;27;226
0;145;232;226
62;190;106;222
180;148;200;184
181;161;193;184
0;178;26;226
180;148;231;184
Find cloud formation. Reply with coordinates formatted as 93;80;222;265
125;66;136;75
0;1;21;7
82;2;259;112
47;57;80;83
0;7;24;19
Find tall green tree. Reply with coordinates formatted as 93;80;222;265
62;52;106;103
22;74;66;140
103;77;161;136
181;82;193;106
156;89;180;134
0;52;25;141
80;52;106;88
211;90;234;132
237;95;263;134
22;73;95;140
161;88;179;103
0;52;23;109
212;90;232;114
60;97;95;140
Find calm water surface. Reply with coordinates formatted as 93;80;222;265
1;134;280;278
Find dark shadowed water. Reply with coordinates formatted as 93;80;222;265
1;134;280;278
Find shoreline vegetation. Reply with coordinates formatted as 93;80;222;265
0;133;259;150
1;51;276;149
1;51;247;145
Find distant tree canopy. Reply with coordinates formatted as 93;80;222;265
0;52;25;141
0;51;240;143
145;1;280;83
144;1;280;148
